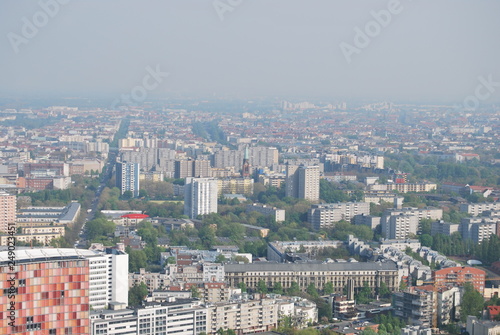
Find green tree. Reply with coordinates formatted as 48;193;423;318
378;282;391;299
355;282;372;304
129;283;148;307
306;283;319;299
273;282;283;295
198;225;216;249
287;282;300;296
215;254;227;263
86;217;116;241
190;285;200;299
129;250;148;272
461;282;484;322
323;281;334;295
238;282;247;293
257;279;268;294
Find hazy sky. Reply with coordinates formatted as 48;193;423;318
1;0;500;104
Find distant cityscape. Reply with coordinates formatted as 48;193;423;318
0;100;499;335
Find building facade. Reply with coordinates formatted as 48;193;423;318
184;177;218;219
116;161;140;197
224;261;400;294
0;192;16;233
0;249;92;335
308;202;370;230
286;165;320;202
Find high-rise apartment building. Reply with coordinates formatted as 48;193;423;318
175;160;211;179
286;165;320;202
116;161;140;197
0;249;92;335
0;192;16;233
184;178;218;219
88;247;129;310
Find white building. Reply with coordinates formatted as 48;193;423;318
88;246;129;310
460;202;500;216
91;299;207;335
184;177;218;219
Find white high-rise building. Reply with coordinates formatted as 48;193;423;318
116;161;140;197
88;246;129;310
184;178;218;219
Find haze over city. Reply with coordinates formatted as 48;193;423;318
1;0;500;104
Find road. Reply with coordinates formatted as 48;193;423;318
75;151;117;248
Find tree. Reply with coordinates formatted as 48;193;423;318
190;285;200;299
461;282;484;322
129;283;148;307
198;225;216;249
238;282;247;293
257;280;268;294
355;282;372;304
323;281;334;295
287;282;300;296
378;282;391;299
121;190;133;200
86;217;116;241
215;254;227;263
306;283;319;299
129;250;148;272
419;234;433;247
273;282;283;295
233;255;249;264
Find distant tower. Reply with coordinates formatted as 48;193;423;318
116;161;140;197
241;146;250;178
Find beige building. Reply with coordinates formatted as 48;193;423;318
0;192;16;233
258;175;285;188
224;261;399;294
308;202;370;230
206;298;278;334
286;165;320;202
0;232;63;246
129;268;170;292
217;178;254;196
369;183;437;193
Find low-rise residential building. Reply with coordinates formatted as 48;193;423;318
246;203;285;222
308;202;370;230
206;297;278;334
129;268;170;292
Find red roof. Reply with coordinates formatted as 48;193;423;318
121;214;149;219
488;306;500;319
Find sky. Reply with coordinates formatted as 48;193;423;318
1;0;500;104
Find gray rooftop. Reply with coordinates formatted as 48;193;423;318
224;260;398;273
